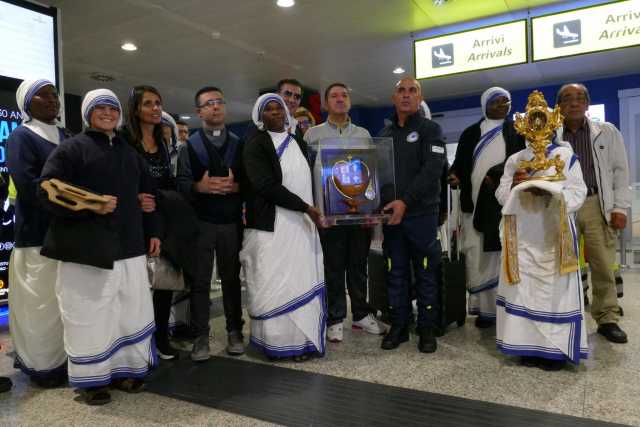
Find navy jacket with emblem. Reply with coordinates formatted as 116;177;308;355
378;112;446;217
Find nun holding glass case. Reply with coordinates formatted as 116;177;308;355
308;137;395;226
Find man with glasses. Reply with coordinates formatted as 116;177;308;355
243;78;305;142
177;86;245;360
278;78;303;135
556;83;631;344
176;119;190;148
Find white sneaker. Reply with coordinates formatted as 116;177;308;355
327;323;343;342
352;314;385;335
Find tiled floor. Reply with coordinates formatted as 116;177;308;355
1;271;638;426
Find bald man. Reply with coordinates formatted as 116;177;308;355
378;78;446;353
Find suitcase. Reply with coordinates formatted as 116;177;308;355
435;187;467;336
368;231;391;323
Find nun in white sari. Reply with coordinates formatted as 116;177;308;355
39;89;158;404
240;93;326;361
495;132;588;370
452;87;525;327
7;79;67;386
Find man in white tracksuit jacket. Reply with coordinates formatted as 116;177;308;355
556;83;631;344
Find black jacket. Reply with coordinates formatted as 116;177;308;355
119;127;175;191
155;189;200;274
242;131;310;232
7;126;72;247
176;128;244;224
38;130;157;269
450;118;525;213
378;113;446;217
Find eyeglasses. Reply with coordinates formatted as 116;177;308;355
487;99;511;108
198;99;226;108
281;90;302;101
560;95;588;104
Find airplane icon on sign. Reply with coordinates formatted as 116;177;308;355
553;20;581;47
433;48;452;64
556;25;579;44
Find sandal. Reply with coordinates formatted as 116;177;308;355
292;354;309;363
112;378;146;393
82;387;111;405
0;377;12;393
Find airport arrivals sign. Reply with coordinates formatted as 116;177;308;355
532;0;640;61
414;20;528;79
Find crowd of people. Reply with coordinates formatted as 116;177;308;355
1;74;631;405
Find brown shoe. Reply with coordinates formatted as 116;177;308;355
111;378;146;393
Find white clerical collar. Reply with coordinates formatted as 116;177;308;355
23;118;60;145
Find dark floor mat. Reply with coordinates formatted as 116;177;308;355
146;356;625;427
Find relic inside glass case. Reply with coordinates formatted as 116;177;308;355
308;137;395;226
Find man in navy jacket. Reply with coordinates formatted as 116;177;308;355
378;78;447;354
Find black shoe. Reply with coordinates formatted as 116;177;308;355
474;316;495;329
31;374;67;388
226;331;245;356
597;323;628;344
191;334;211;362
381;325;409;350
538;358;566;371
157;339;180;360
82;386;111;405
418;328;437;353
0;377;12;393
520;356;539;367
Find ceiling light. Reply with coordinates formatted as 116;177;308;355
433;0;448;5
179;115;191;120
393;67;405;74
121;42;138;51
277;0;295;7
89;72;115;82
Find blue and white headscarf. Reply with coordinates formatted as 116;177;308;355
251;93;291;131
420;101;432;120
81;89;123;128
480;87;511;119
16;79;56;122
161;111;177;135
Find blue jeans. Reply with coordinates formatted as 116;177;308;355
383;214;441;330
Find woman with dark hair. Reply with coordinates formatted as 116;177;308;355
120;85;179;360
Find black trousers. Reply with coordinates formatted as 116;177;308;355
153;289;173;344
383;214;441;330
320;225;373;326
184;221;244;337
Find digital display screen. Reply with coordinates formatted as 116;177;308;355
0;0;57;83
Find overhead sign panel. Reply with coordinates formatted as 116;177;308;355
414;20;528;79
533;0;640;61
